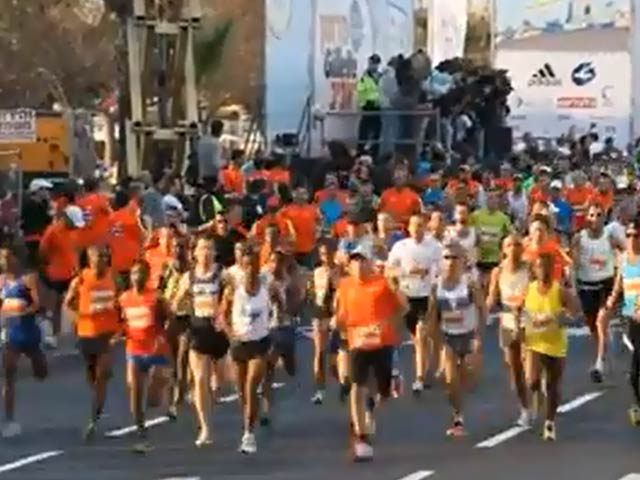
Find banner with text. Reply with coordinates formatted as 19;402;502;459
497;49;631;144
0;109;36;143
427;0;468;66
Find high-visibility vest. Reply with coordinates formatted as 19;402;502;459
356;74;380;108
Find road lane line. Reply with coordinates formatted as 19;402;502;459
556;391;604;413
618;475;640;480
395;470;434;480
0;450;64;475
475;426;530;448
158;477;201;480
105;416;170;438
106;383;287;436
476;390;605;448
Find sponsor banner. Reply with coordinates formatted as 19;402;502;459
427;0;468;66
495;0;631;46
313;0;413;112
0;109;36;143
497;49;631;144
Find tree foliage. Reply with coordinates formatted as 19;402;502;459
0;0;118;109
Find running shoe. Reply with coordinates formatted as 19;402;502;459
411;380;424;397
339;383;350;403
83;420;97;442
590;358;605;384
516;409;533;428
446;417;467;437
542;420;556;441
311;390;325;405
166;405;178;421
239;432;257;454
259;416;271;427
629;405;640;426
352;439;373;462
391;371;404;398
195;430;213;448
364;411;376;436
132;428;153;454
1;421;21;438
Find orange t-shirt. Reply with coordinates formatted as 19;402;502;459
252;214;292;243
588;189;614;213
523;238;567;281
279;204;318;254
144;244;172;290
379;187;422;225
76;268;119;338
314;189;348;207
76;192;113;248
565;184;594;229
445;179;481;199
333;217;349;238
39;221;79;281
494;178;514;192
530;184;550;204
220;166;244;195
119;288;167;356
266;167;291;187
337;275;400;350
109;202;144;273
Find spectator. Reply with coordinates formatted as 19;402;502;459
356;54;382;158
197;119;224;184
140;171;166;229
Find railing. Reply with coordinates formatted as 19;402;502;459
318;107;441;160
296;95;312;158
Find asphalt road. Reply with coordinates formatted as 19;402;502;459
0;325;638;480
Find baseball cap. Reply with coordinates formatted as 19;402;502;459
28;179;53;192
349;245;372;261
550;180;563;190
64;205;86;228
539;165;552;174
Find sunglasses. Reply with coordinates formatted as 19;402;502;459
626;232;640;238
443;255;459;260
588;213;603;219
216;218;228;224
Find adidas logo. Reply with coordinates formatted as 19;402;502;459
528;63;562;87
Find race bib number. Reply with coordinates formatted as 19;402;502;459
125;306;153;329
89;290;115;314
194;296;216;318
501;311;518;331
531;314;553;332
1;298;26;315
351;324;382;349
589;256;606;270
110;222;123;237
442;311;463;327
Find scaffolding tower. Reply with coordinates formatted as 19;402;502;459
125;0;201;177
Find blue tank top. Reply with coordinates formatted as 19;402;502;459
190;266;223;328
1;276;39;347
621;253;640;317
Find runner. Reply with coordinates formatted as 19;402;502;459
523;253;581;441
220;246;277;454
602;217;640;426
261;250;296;425
486;234;531;426
64;245;119;441
172;235;229;447
119;259;172;453
572;203;620;383
387;214;442;394
428;242;486;436
445;202;478;281
0;245;47;438
335;246;406;461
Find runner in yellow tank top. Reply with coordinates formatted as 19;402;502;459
524;253;581;442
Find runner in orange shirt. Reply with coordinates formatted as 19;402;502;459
39;205;86;347
64;245;119;442
379;166;422;226
76;177;112;249
250;196;294;244
144;226;175;290
219;150;245;195
335;246;406;462
109;190;145;291
564;172;593;231
588;173;615;215
120;259;172;453
523;214;572;281
278;186;319;268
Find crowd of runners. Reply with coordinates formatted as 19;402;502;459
2;145;640;461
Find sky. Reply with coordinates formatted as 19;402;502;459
496;0;630;34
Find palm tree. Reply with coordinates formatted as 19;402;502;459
194;19;233;87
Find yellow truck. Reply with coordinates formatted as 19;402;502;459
0;109;71;177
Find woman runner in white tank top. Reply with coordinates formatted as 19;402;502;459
486;234;532;427
221;246;281;455
427;241;486;438
445;202;479;282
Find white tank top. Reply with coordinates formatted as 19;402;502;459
498;266;529;331
231;282;271;342
576;230;615;282
436;277;477;335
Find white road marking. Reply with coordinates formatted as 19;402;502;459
0;450;64;475
618;475;640;480
106;383;287;436
556;391;604;414
105;416;170;438
475;426;530;448
476;391;605;448
158;477;201;480
395;471;434;480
